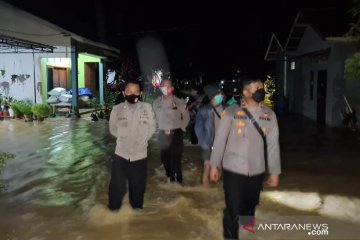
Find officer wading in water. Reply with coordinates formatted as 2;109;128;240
108;81;156;211
210;76;281;239
153;79;190;184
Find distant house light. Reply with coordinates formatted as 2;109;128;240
291;61;296;70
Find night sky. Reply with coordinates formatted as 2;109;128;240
4;0;355;82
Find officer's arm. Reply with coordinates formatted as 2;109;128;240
109;107;118;138
209;110;232;167
147;106;156;140
266;113;281;175
152;99;159;128
181;103;190;131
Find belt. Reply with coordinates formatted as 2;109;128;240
161;128;182;135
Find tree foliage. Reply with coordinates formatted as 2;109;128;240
345;0;360;81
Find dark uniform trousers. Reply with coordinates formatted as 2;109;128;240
159;129;183;183
108;154;147;210
223;170;264;239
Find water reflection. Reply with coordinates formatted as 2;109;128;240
1;117;360;240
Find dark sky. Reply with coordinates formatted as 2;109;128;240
5;0;354;81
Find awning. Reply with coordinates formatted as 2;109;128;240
0;34;54;53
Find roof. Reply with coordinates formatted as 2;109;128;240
264;34;284;61
0;34;54;52
285;8;352;51
0;0;120;55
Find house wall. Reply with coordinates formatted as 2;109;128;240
286;26;357;127
77;54;101;89
0;1;118;106
0;48;70;103
40;56;72;102
287;26;332;123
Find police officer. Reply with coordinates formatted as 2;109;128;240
153;79;190;183
210;76;281;239
108;81;156;211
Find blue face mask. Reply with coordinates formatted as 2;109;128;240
214;94;223;105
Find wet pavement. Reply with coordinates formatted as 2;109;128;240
0;114;359;240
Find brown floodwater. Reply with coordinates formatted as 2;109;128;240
1;116;360;240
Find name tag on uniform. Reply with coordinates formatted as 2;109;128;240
259;116;271;121
234;116;247;120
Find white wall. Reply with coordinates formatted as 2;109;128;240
0;52;35;101
0;47;70;103
287;25;357;127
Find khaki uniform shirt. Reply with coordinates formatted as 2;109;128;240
153;96;190;131
210;104;281;176
109;101;156;161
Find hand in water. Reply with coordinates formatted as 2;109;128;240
210;166;220;182
266;175;279;187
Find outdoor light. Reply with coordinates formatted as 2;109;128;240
291;61;296;70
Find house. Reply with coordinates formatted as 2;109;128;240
0;0;120;111
265;8;360;127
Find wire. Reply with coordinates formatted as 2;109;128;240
0;28;65;37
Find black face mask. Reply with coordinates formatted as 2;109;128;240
252;88;265;103
125;94;140;104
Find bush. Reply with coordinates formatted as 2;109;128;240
17;101;33;115
10;101;22;117
32;103;51;118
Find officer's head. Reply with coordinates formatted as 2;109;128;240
160;79;174;97
190;85;204;97
123;81;142;104
241;76;265;104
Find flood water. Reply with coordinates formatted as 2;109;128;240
1;116;360;240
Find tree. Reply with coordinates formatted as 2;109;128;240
345;0;360;81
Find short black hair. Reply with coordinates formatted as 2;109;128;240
125;80;142;91
240;75;264;90
190;84;205;94
160;79;172;86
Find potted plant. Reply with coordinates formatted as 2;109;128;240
31;103;51;121
18;101;33;122
10;101;22;119
2;98;10;117
5;97;15;118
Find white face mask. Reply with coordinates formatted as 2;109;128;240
161;86;168;96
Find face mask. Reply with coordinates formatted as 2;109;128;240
252;88;265;103
213;94;223;105
161;86;172;96
125;94;140;104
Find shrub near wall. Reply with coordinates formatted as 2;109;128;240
32;104;51;121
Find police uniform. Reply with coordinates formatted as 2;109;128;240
210;102;281;239
153;96;190;183
108;101;156;210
